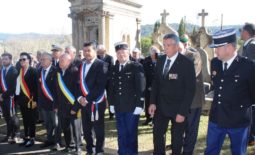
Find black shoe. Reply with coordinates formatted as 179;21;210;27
64;147;75;153
0;136;8;143
19;138;29;146
25;139;34;147
40;141;54;148
166;144;172;150
52;143;62;151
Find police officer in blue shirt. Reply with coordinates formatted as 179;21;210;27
205;28;255;155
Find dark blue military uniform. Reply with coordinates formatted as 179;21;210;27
205;28;255;155
210;56;255;128
108;60;145;154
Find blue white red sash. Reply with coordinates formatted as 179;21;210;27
57;73;75;105
79;63;89;96
80;63;106;121
40;70;53;102
0;69;7;92
91;91;106;121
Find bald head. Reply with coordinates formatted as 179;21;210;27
59;53;72;69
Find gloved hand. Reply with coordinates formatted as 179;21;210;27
133;107;143;115
110;105;115;114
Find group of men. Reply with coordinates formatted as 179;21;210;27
0;22;255;155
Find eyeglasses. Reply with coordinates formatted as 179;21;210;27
19;58;27;62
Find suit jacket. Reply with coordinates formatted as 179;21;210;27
55;65;79;117
209;56;255;128
150;53;196;117
16;67;38;106
0;66;19;99
143;56;157;97
74;59;108;111
183;48;205;109
97;54;114;70
242;38;255;61
37;65;58;111
108;61;145;113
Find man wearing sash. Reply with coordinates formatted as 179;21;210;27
108;42;145;154
15;52;38;147
0;53;19;143
73;42;108;155
56;53;82;153
37;52;59;148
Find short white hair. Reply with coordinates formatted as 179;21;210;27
97;44;106;51
65;45;76;53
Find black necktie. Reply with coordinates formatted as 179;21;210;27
223;62;228;73
43;69;47;78
120;65;124;72
163;59;171;77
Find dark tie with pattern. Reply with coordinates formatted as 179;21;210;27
223;62;228;73
163;59;171;78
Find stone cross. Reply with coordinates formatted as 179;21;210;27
160;9;169;24
198;9;208;27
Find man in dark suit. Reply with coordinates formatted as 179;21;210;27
205;28;255;155
0;53;19;143
240;23;255;146
142;46;159;125
15;52;38;147
108;42;145;154
37;52;60;148
149;33;196;155
55;53;81;153
97;44;114;119
72;42;108;155
241;23;255;62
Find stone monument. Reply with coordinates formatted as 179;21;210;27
68;0;142;56
152;10;178;51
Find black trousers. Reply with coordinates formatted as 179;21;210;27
183;108;202;155
0;99;19;138
59;114;82;148
82;102;106;154
153;111;186;155
19;105;37;138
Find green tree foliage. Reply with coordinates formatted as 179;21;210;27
141;37;152;56
153;21;160;33
178;18;186;36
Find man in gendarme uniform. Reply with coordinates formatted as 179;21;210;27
205;28;255;155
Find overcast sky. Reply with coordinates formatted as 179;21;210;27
0;0;254;34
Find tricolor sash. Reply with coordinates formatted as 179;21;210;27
79;63;89;96
57;73;75;105
0;69;7;92
91;91;106;121
40;70;53;101
79;63;106;121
